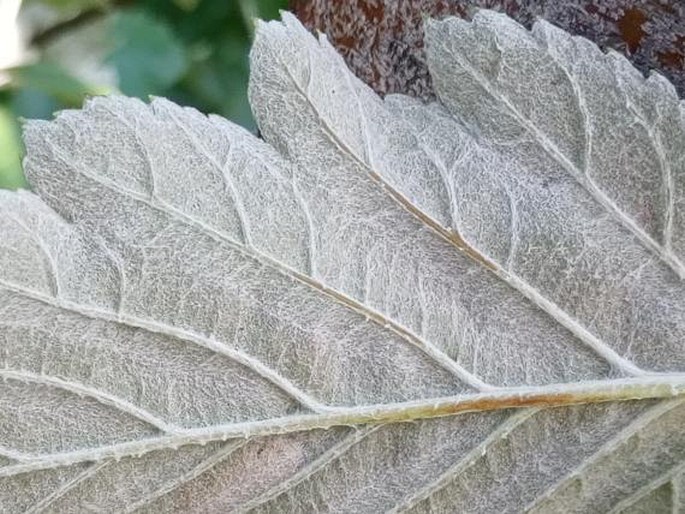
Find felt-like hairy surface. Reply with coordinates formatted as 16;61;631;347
0;10;684;513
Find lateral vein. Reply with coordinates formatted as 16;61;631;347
239;426;380;511
124;440;247;513
606;460;685;514
389;409;536;513
524;398;685;512
0;369;177;434
280;54;647;377
448;47;685;278
0;279;330;414
46;144;490;392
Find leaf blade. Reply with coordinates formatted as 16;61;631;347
1;9;684;512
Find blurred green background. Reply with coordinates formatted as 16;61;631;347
0;0;288;189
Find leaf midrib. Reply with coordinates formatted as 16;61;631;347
1;376;683;476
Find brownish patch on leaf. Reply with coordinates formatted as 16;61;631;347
438;393;579;415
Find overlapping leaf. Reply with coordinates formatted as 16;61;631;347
0;10;684;512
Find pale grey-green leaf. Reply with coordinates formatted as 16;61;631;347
425;11;685;276
0;9;683;513
248;12;625;384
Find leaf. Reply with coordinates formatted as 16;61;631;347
0;10;683;512
0;105;26;190
7;63;97;107
424;12;685;277
107;10;188;97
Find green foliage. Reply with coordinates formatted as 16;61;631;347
108;10;189;97
10;62;100;105
0;104;26;189
0;0;287;189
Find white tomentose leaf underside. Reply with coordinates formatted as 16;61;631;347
0;9;683;513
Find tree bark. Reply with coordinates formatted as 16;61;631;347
292;0;685;99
